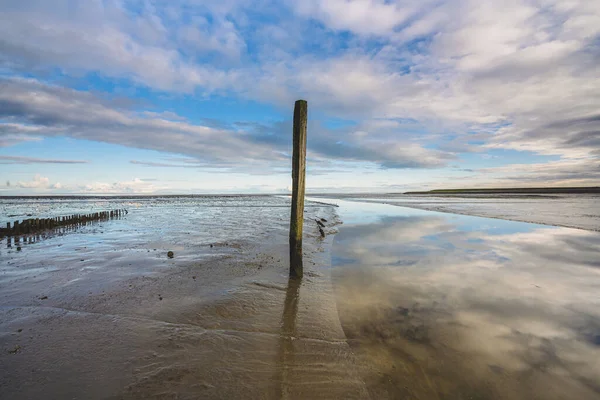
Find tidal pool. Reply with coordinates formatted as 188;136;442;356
328;199;600;400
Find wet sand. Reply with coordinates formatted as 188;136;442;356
0;197;368;399
3;195;599;400
328;199;600;400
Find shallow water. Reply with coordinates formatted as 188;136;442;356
327;198;600;399
336;193;600;231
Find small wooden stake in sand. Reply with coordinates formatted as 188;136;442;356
289;100;307;278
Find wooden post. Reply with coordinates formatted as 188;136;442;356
289;100;307;278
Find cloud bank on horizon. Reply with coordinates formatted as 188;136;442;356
0;0;599;194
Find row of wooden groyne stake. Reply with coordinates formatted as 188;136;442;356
1;209;128;237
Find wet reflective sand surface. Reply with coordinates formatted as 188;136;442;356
2;195;599;399
0;197;367;399
329;199;600;400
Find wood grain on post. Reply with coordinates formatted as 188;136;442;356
289;100;307;278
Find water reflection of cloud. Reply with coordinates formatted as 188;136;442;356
334;215;458;267
332;214;600;399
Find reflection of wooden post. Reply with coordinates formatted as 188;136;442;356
277;276;301;396
290;100;307;278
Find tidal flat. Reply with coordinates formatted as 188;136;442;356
0;196;367;399
1;195;599;399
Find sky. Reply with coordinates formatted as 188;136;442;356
0;0;599;195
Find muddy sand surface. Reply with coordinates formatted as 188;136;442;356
0;199;368;399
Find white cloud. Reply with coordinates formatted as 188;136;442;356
0;0;598;189
288;0;600;161
80;178;157;194
292;0;419;35
0;77;455;170
0;155;88;164
0;133;43;148
178;18;246;60
0;1;241;92
478;158;600;186
17;174;50;189
0;77;282;165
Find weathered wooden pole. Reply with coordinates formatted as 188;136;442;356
289;100;307;278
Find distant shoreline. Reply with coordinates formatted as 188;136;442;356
403;187;600;195
2;186;599;198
